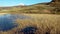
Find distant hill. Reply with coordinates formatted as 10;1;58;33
0;0;60;14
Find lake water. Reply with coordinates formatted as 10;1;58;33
0;14;31;31
0;14;18;31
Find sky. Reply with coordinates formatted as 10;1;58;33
0;0;51;7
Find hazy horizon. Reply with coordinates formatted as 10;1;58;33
0;0;51;7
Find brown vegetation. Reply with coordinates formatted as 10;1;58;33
0;14;60;34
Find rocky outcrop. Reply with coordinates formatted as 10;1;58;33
49;0;60;14
49;0;60;7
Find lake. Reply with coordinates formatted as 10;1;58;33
0;13;31;31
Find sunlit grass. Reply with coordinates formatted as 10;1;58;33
0;14;60;34
15;14;60;34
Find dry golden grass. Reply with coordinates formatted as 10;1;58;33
15;14;60;34
0;14;60;34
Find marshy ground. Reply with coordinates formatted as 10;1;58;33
0;13;60;34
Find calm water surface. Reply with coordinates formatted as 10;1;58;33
0;14;31;31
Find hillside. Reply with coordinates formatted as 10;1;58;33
0;0;60;14
47;0;60;14
0;4;55;14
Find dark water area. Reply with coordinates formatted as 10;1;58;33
0;14;31;31
20;27;37;34
0;14;18;31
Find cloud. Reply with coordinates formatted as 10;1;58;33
19;3;25;6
